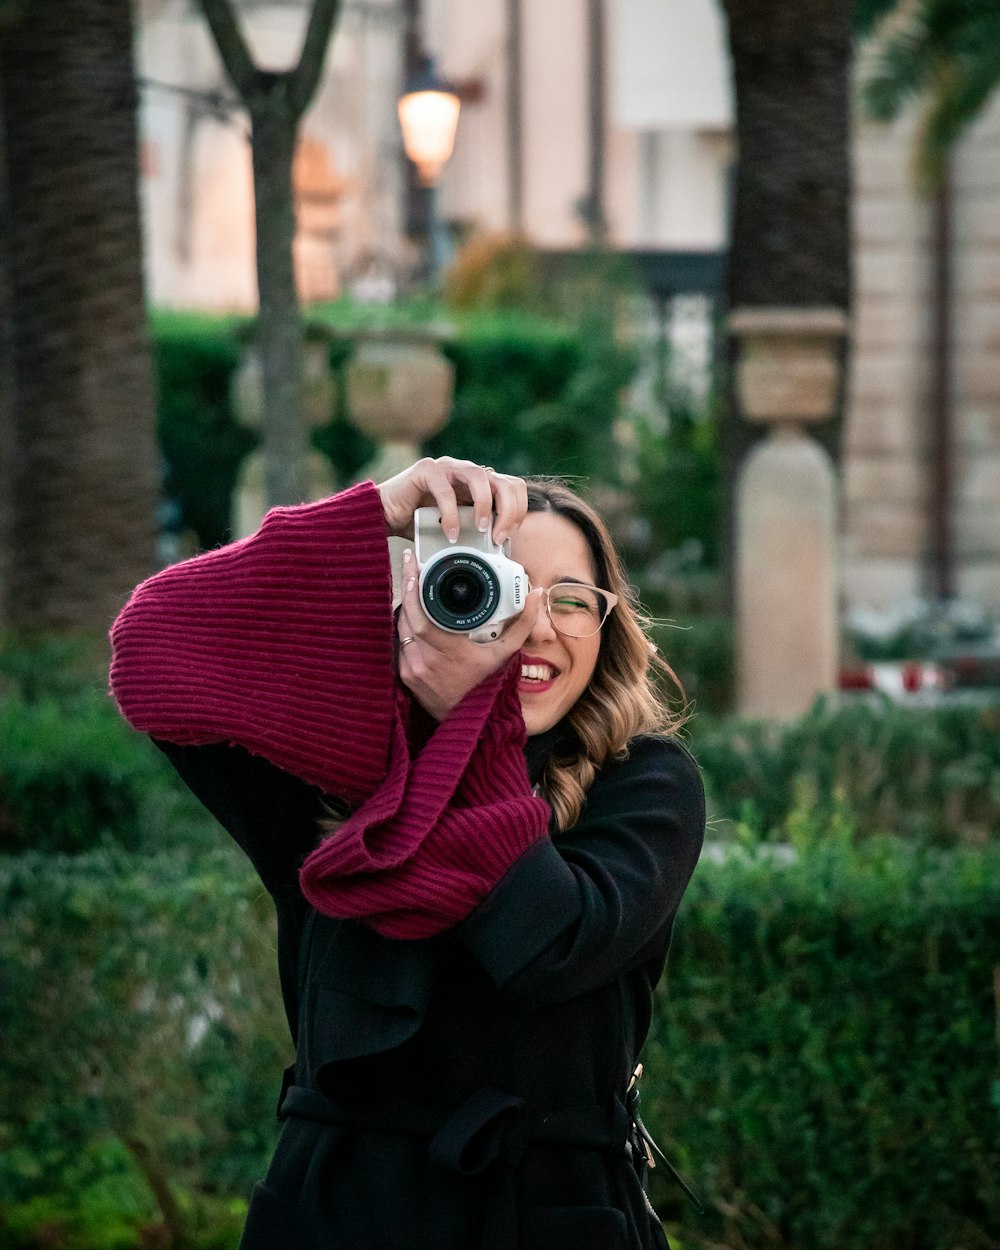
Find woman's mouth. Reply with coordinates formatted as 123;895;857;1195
519;658;560;694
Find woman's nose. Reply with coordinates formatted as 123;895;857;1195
526;592;557;642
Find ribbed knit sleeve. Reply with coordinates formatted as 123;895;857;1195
299;657;552;940
109;481;396;806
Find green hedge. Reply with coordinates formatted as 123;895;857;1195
690;697;1000;845
0;660;217;856
2;838;998;1249
0;848;285;1249
152;312;255;551
645;835;1000;1249
3;648;999;855
427;312;635;480
651;615;734;718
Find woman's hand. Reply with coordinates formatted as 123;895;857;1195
396;549;545;721
378;457;527;546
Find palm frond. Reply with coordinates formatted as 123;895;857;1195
918;44;1000;178
862;4;936;121
861;0;1000;188
853;0;907;38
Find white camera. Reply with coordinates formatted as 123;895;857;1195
414;506;528;643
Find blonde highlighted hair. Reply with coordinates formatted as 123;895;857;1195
524;479;687;832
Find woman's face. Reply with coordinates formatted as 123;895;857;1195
508;511;603;736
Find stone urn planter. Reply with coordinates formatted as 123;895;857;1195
341;322;456;482
337;322;456;598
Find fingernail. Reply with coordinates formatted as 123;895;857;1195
406;576;415;592
403;549;412;564
477;517;489;532
447;528;458;543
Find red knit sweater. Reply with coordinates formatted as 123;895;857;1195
109;482;551;939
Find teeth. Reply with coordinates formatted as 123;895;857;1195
521;664;555;681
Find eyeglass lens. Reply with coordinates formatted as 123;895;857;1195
546;583;611;637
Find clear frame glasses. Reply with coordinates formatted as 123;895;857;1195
541;582;619;639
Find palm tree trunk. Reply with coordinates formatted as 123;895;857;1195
719;0;853;596
0;0;159;634
722;0;852;311
0;83;14;628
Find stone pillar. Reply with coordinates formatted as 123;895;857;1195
729;307;848;719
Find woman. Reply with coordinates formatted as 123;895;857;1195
110;456;705;1250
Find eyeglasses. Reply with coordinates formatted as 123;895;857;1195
539;582;619;638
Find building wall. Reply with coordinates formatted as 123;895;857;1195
845;94;1000;613
952;96;1000;609
138;0;407;311
843;108;934;611
431;0;732;249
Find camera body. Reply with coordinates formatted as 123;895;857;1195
414;506;527;642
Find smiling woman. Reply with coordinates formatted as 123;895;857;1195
109;456;705;1250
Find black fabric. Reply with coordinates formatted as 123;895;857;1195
159;731;704;1250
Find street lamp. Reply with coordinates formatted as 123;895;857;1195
398;58;461;279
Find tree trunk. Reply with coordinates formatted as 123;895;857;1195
719;0;853;597
722;0;852;311
196;0;342;510
0;0;159;634
250;95;308;504
0;80;14;628
583;0;607;240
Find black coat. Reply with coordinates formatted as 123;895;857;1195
160;724;704;1250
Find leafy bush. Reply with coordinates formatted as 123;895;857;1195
0;848;284;1249
444;233;547;314
0;695;160;853
0;638;220;855
2;838;997;1249
690;697;1000;845
152;311;256;550
645;835;1000;1250
152;301;637;544
427;312;632;479
651;616;734;717
627;403;724;574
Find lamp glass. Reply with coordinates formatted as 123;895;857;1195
398;89;461;184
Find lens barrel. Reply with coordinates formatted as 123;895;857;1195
421;554;501;631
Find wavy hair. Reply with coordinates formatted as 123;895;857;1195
524;479;687;832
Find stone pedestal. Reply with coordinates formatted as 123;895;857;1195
345;326;455;485
729;307;848;719
345;326;455;597
232;328;338;538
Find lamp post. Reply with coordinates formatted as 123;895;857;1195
398;57;461;281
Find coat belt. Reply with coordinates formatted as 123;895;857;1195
279;1083;632;1250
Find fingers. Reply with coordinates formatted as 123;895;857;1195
397;550;431;648
489;472;528;546
380;457;528;546
431;460;497;542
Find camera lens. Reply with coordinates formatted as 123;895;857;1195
421;554;500;631
438;569;485;615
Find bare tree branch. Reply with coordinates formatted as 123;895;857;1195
290;0;343;117
198;0;258;101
